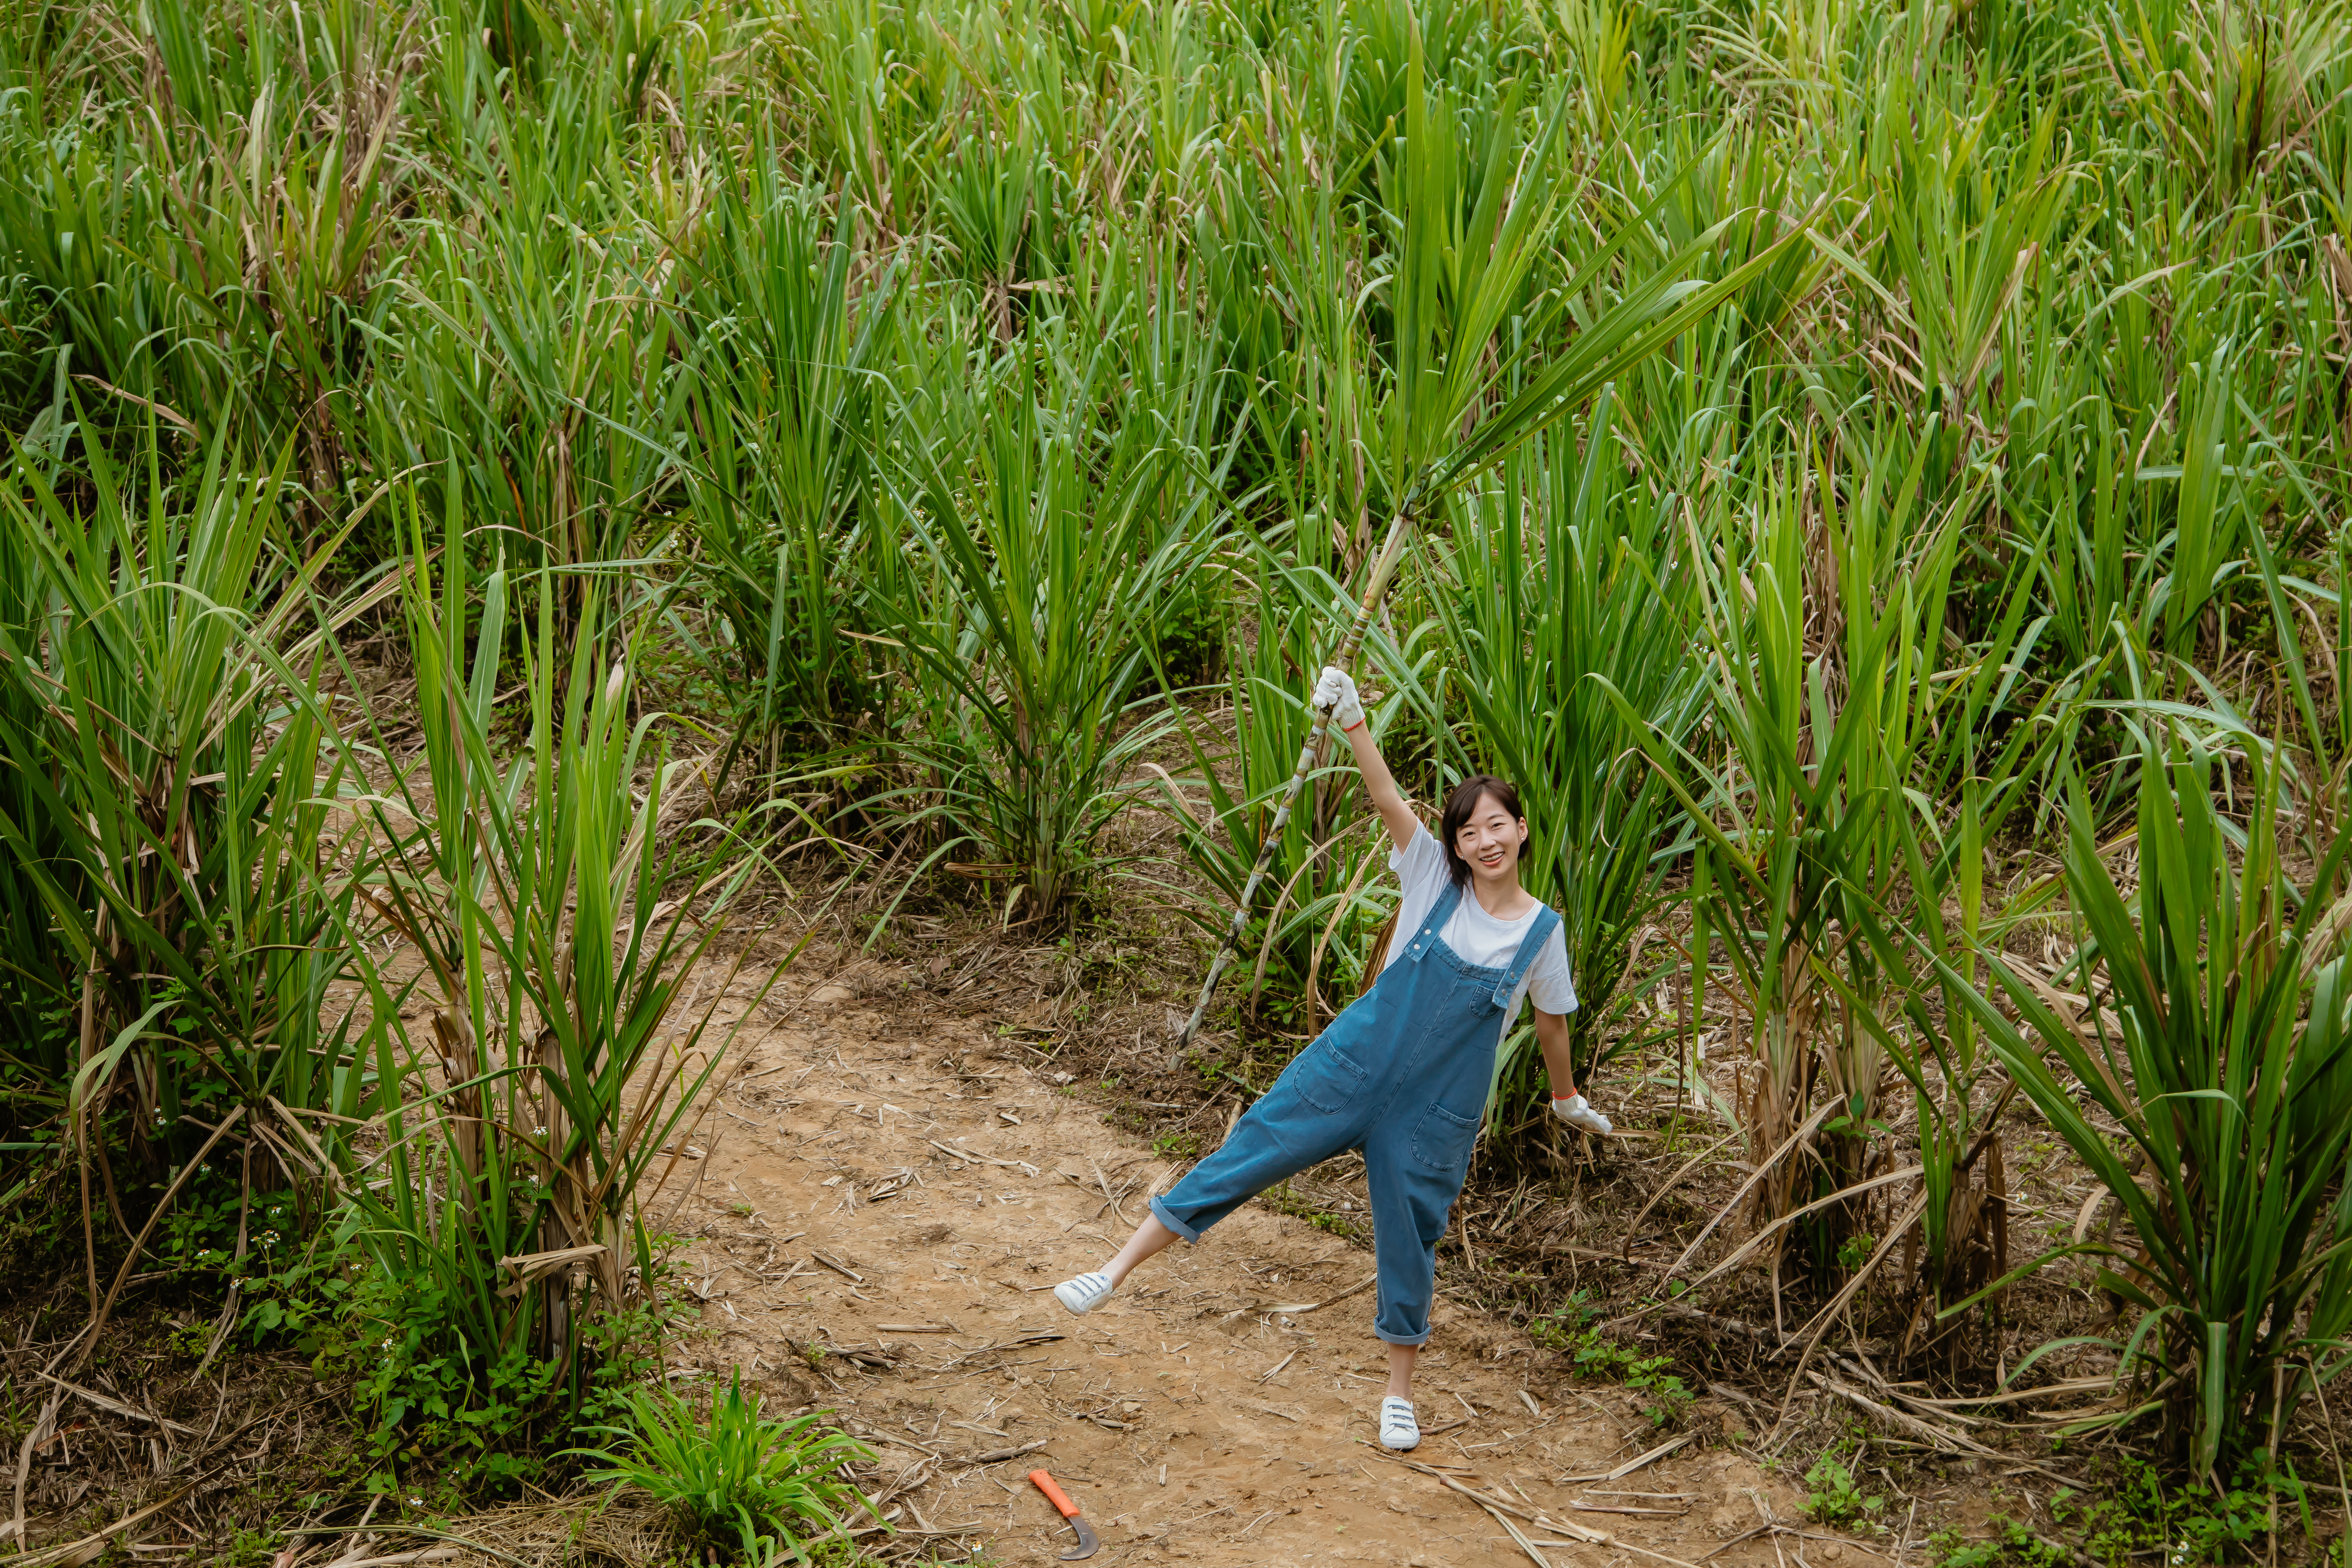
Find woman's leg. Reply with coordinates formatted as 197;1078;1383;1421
1053;1212;1184;1313
1103;1214;1180;1286
1058;1035;1370;1314
1385;1340;1417;1398
1360;1145;1450;1351
1377;1339;1423;1450
1360;1122;1457;1449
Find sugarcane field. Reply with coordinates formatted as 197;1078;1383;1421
4;0;2352;1562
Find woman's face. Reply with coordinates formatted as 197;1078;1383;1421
1454;793;1529;885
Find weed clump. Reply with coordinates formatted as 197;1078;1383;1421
1930;1459;2312;1568
1802;1456;1886;1530
1531;1291;1693;1427
570;1373;877;1563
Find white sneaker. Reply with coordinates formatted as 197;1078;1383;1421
1552;1093;1613;1136
1053;1270;1115;1314
1379;1396;1420;1451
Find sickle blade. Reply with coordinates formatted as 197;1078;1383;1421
1059;1514;1101;1560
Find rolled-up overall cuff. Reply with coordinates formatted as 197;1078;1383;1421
1373;1291;1436;1344
1149;1193;1203;1243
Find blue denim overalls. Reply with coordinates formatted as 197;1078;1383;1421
1150;879;1562;1345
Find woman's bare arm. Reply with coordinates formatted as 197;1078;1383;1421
1339;714;1419;852
1532;1007;1577;1097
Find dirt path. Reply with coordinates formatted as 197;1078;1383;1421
667;979;1839;1568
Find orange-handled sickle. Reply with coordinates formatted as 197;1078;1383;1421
1029;1469;1100;1560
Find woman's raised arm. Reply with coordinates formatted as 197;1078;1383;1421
1315;666;1418;852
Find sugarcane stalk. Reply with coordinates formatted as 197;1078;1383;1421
1172;505;1418;1055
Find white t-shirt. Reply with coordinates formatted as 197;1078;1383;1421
1382;826;1576;1030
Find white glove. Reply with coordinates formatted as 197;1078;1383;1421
1313;666;1365;731
1552;1093;1613;1136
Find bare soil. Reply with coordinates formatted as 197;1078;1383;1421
659;964;1870;1568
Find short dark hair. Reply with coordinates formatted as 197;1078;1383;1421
1439;775;1524;888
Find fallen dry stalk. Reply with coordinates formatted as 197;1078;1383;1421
1557;1430;1697;1483
34;1372;201;1434
928;1138;1038;1176
1220;1271;1377;1322
1379;1454;1610;1544
1482;1496;1561;1567
6;1470;213;1568
1803;1370;2085;1490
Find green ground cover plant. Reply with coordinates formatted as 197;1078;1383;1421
1803;1455;1887;1530
1531;1290;1695;1427
1932;1457;2312;1568
573;1373;877;1564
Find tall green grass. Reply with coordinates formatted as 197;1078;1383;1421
1148;548;1423;1046
343;500;770;1430
1430;398;1704;1111
675;164;898;767
1939;724;2352;1476
0;430;388;1291
867;311;1228;928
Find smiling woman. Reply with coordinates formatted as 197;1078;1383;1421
1374;773;1609;1146
1046;667;1610;1455
1438;775;1529;887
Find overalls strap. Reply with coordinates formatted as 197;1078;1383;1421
1490;903;1563;1008
1399;880;1465;964
1401;881;1560;1006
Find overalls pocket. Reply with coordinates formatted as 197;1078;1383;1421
1292;1040;1370;1114
1409;1101;1481;1173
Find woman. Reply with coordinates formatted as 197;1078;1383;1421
1051;666;1611;1450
